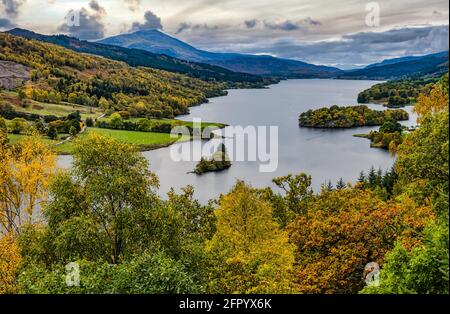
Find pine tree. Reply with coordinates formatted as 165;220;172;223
368;166;377;187
336;178;346;190
357;171;367;189
326;180;334;191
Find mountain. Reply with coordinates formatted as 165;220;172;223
5;28;271;86
340;51;449;79
98;29;343;78
365;51;449;69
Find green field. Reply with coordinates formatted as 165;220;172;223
56;128;187;155
7;133;58;146
8;128;187;155
1;91;103;119
98;116;227;130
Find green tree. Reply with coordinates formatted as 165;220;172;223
69;126;78;137
272;173;313;216
47;126;58;140
396;111;449;216
45;133;159;263
361;222;449;294
8;118;28;135
18;250;198;294
110;113;123;129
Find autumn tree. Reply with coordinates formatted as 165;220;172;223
287;188;433;294
396;77;449;216
206;181;295;294
0;135;55;235
0;117;7;146
363;78;449;295
0;234;21;294
413;74;449;122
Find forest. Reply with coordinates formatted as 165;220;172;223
0;74;448;294
298;105;409;128
357;76;442;107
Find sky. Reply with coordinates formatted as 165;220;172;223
0;0;449;68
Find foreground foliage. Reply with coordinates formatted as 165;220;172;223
0;74;448;294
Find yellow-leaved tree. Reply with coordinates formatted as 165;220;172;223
413;74;449;122
0;234;21;294
206;181;295;293
0;135;55;235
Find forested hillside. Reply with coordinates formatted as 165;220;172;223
357;75;443;107
0;33;228;118
6;28;273;86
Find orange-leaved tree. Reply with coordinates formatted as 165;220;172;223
287;188;433;294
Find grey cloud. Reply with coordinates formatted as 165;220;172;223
263;20;302;31
129;10;163;32
244;19;258;29
89;0;106;16
202;25;449;69
0;17;15;28
303;17;321;26
1;0;25;18
124;0;140;12
176;22;218;34
244;17;321;31
58;7;106;40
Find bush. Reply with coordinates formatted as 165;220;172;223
85;118;94;127
47;126;58;140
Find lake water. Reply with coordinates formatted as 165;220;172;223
58;79;417;203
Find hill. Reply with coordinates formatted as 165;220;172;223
0;33;229;119
6;28;272;86
98;29;343;78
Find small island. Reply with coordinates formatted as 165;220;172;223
298;105;409;128
354;119;404;150
193;144;231;175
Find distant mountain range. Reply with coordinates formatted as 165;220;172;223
339;51;449;80
97;29;343;78
5;28;449;81
5;28;271;86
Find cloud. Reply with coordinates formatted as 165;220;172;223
129;10;163;32
263;20;302;31
303;17;321;26
57;3;107;40
0;17;15;28
243;18;321;31
124;0;140;12
1;0;25;18
176;22;218;34
244;19;258;29
231;25;449;69
89;0;106;16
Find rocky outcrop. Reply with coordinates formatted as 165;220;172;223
0;60;30;89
